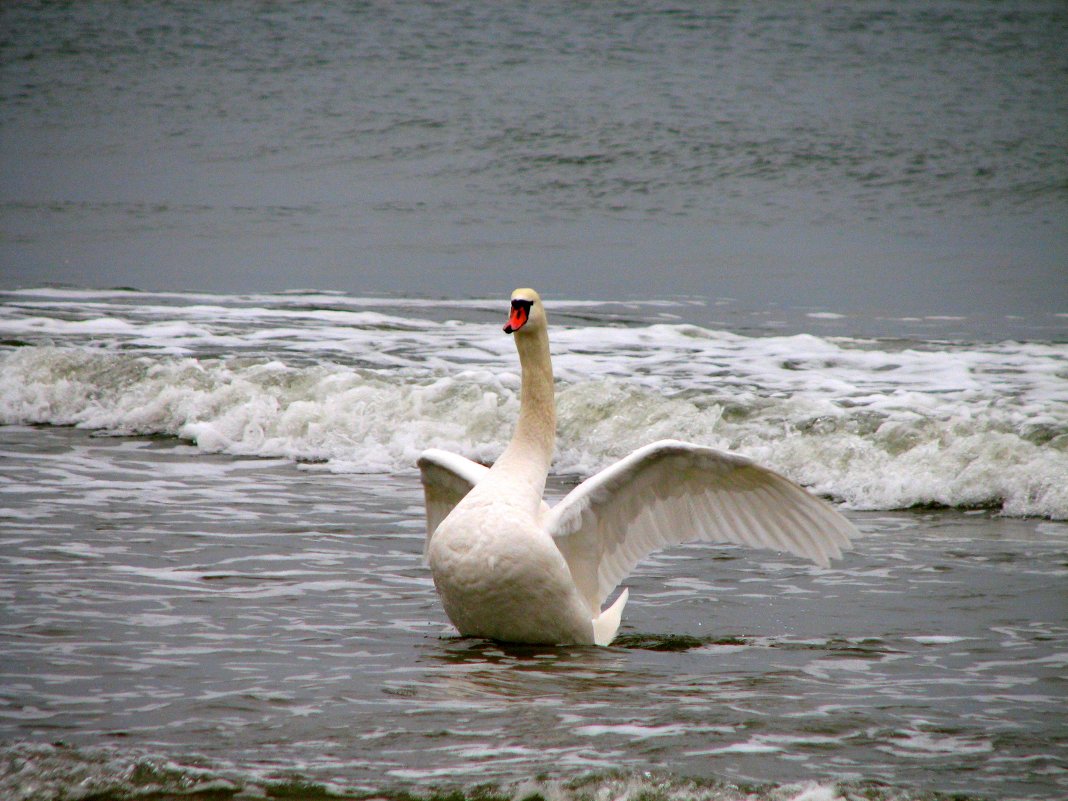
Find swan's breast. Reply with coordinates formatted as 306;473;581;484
428;499;553;590
427;499;594;644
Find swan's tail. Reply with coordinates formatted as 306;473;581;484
591;588;629;646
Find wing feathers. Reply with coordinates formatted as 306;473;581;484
417;449;490;559
547;440;857;609
751;484;813;559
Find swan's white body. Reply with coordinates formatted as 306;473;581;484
420;289;856;646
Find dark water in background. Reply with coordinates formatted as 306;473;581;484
2;0;1067;327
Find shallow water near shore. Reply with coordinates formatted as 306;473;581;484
2;420;1066;800
2;288;1068;800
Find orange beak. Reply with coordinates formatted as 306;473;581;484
504;304;529;334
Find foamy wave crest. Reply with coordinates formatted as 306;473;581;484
553;378;1068;519
2;342;1066;518
0;346;519;472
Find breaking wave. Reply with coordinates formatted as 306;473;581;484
1;328;1065;518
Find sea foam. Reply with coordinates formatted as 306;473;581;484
0;742;881;801
1;336;1065;518
2;289;1066;518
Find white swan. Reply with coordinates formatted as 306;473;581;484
419;288;856;646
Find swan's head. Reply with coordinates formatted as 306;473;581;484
503;288;545;335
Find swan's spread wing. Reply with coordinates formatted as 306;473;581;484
417;449;489;557
545;440;857;612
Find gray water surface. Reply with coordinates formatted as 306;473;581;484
2;425;1065;798
2;1;1066;320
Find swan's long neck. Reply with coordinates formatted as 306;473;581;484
493;325;555;502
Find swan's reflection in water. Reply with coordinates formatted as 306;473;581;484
415;637;637;704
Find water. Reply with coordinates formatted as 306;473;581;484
2;289;1067;516
1;289;1067;801
1;421;1067;800
2;1;1068;798
1;1;1066;323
